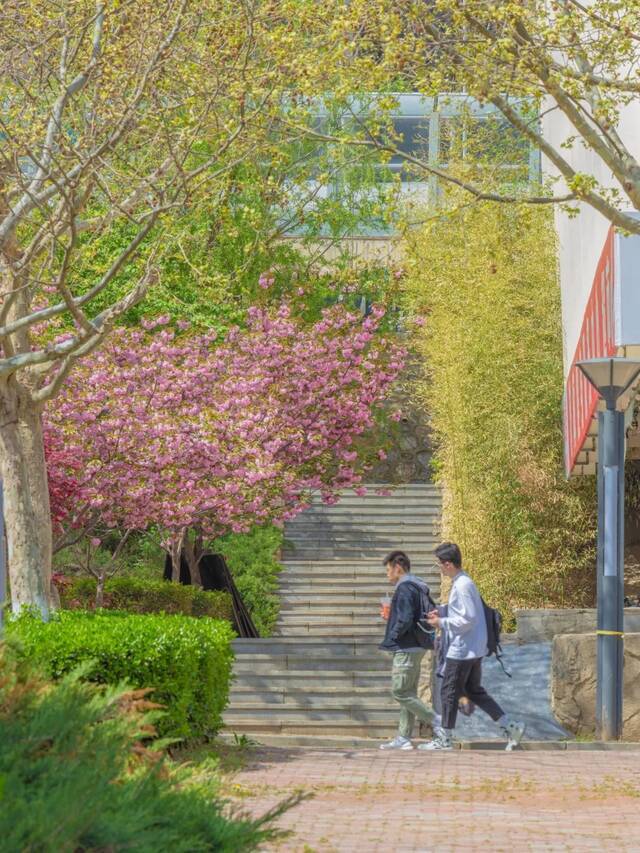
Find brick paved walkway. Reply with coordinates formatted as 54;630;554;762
230;747;640;852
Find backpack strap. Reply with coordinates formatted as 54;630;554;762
403;581;437;613
403;581;437;637
494;644;512;678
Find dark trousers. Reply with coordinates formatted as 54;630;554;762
440;657;504;730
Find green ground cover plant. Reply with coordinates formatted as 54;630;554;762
59;575;233;621
0;644;295;852
402;200;596;623
9;610;234;740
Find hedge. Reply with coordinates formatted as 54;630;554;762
9;610;235;740
60;575;233;621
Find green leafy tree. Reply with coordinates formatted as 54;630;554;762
285;0;640;231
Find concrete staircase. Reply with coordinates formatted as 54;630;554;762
224;484;442;746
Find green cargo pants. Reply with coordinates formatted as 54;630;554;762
391;650;434;739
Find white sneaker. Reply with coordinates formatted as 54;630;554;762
503;720;526;751
379;735;414;751
417;733;453;751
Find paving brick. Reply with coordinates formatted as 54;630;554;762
230;747;640;851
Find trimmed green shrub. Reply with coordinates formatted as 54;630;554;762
0;644;294;852
9;610;234;740
211;525;284;635
60;575;233;621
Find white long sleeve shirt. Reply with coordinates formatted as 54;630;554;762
440;571;488;660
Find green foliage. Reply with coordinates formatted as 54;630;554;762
63;154;400;339
403;199;596;623
9;610;235;740
0;644;294;852
60;575;233;621
211;525;284;636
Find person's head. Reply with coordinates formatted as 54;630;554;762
434;541;462;578
383;550;411;585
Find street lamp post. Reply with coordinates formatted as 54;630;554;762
577;357;640;741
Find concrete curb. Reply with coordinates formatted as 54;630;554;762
459;740;640;751
220;733;640;751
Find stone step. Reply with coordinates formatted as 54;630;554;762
281;557;436;564
278;564;440;589
289;516;439;525
229;685;390;700
284;536;439;544
227;706;396;722
280;563;440;575
298;500;441;509
233;636;383;647
280;564;439;577
303;487;438;498
298;495;440;506
278;578;391;590
224;720;398;737
232;670;389;689
294;502;440;511
219;732;392;749
278;603;436;615
331;482;438;489
233;655;389;672
282;550;439;561
225;706;398;722
279;593;398;606
285;538;439;548
229;693;394;709
289;513;439;523
288;517;439;528
275;625;383;637
276;612;386;623
233;639;384;655
275;611;384;622
289;513;441;524
284;534;438;543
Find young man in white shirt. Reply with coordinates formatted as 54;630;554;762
419;542;526;751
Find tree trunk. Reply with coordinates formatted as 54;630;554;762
0;384;53;619
95;572;106;608
182;533;203;587
169;531;185;583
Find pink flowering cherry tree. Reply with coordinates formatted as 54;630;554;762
45;304;404;603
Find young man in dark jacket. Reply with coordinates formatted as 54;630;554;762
378;550;435;750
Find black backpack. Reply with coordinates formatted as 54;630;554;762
406;581;438;650
481;598;511;677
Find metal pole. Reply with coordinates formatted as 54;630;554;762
599;406;625;740
0;479;5;637
596;413;604;736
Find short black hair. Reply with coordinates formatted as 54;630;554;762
383;550;411;572
435;541;462;568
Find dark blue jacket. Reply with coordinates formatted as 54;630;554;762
379;574;432;652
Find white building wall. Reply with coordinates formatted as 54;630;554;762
542;102;640;376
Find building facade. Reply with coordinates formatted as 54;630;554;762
544;103;640;476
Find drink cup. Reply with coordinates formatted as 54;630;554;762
380;595;391;620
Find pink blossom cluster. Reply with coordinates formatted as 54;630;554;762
45;303;404;547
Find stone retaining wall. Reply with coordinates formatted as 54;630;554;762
516;608;640;643
551;633;640;740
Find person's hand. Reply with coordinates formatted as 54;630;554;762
426;610;441;628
